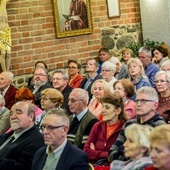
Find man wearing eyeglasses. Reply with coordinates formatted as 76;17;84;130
0;101;44;170
29;67;52;109
108;86;165;162
67;88;99;149
32;109;89;170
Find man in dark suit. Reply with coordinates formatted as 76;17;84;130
67;88;99;149
0;101;45;170
80;59;102;101
0;71;18;109
32;109;89;170
52;70;72;115
29;67;52;108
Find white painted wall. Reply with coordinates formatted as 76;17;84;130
140;0;170;46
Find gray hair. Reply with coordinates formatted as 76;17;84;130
138;46;151;57
102;60;116;73
136;86;158;102
34;67;48;76
2;71;14;81
87;58;99;68
0;94;5;105
125;124;153;155
46;109;70;126
52;69;69;80
71;88;89;104
109;56;120;65
155;70;170;83
161;60;170;70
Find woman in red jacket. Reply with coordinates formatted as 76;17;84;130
84;93;128;165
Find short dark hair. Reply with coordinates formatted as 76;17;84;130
35;61;48;69
98;48;110;56
68;59;81;69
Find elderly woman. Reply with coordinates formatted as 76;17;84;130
84;93;127;165
101;60;117;93
152;44;169;67
145;124;170;170
68;59;84;88
88;79;110;120
15;87;43;118
35;88;64;127
154;70;170;123
161;60;170;71
127;58;151;99
111;124;153;170
121;48;133;64
113;78;136;119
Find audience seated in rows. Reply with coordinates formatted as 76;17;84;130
32;109;89;170
114;78;136;119
0;102;44;170
28;60;48;87
161;59;170;71
109;57;129;80
110;124;153;170
154;70;170;123
152;44;169;68
84;93;127;165
120;48;133;64
97;48;111;74
29;67;53;109
88;79;110;120
35;88;64;128
108;86;165;162
0;71;18;110
101;60;117;93
67;59;84;88
138;46;159;88
145;124;170;170
80;58;102;102
52;70;72;115
67;88;99;149
0;94;10;134
127;57;151;100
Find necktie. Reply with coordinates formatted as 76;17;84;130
0;135;15;150
70;116;79;130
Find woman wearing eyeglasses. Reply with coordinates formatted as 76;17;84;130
154;70;170;123
113;78;136;119
101;60;117;93
67;59;84;88
127;58;151;100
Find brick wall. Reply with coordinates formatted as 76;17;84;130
7;0;141;76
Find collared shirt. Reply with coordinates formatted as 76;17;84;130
74;107;88;121
33;82;46;94
1;85;10;96
0;106;6;115
43;139;67;170
83;74;97;90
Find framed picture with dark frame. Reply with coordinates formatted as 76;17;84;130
52;0;93;38
107;0;120;18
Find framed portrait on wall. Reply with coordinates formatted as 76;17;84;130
107;0;120;18
52;0;93;38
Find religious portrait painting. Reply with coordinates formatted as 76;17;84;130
52;0;93;38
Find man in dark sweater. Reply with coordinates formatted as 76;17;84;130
108;86;165;162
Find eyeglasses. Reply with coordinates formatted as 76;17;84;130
40;97;51;101
154;80;169;84
68;99;83;103
34;73;46;77
52;77;63;81
134;99;156;104
40;125;64;131
101;69;112;72
68;66;77;69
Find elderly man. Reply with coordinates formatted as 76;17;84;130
108;86;165;162
29;67;52;108
0;71;18;109
67;88;98;149
80;59;102;101
0;101;44;170
32;109;89;170
138;46;159;88
52;70;72;115
0;94;10;134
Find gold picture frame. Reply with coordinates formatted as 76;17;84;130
52;0;93;38
107;0;120;18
